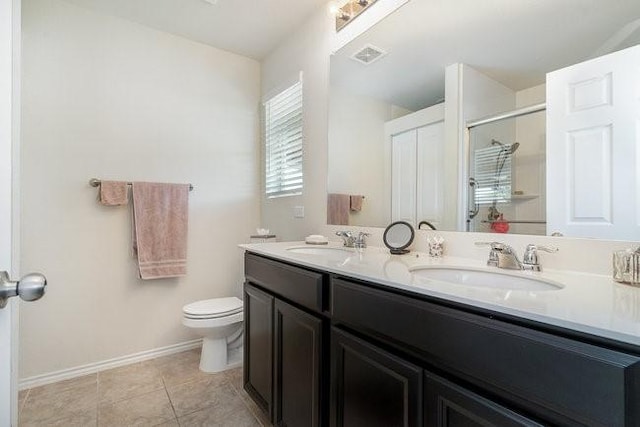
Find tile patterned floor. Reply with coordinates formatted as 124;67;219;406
19;348;271;427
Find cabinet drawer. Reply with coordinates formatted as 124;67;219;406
245;253;325;313
331;277;640;426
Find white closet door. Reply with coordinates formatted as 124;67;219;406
391;130;417;225
416;121;444;228
547;45;640;239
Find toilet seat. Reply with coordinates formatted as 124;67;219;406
183;297;243;320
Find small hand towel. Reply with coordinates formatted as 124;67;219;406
350;195;364;212
327;193;350;225
99;181;129;206
132;182;190;280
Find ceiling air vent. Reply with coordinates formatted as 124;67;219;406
351;44;387;65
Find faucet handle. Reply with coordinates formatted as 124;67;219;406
475;241;507;267
522;244;558;271
355;232;370;249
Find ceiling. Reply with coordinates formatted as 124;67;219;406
63;0;329;60
331;0;640;111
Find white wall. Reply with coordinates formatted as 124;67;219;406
446;64;516;231
261;6;333;241
20;0;260;379
328;88;408;227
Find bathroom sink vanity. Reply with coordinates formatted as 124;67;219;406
241;243;640;427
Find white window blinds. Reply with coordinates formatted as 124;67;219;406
264;80;303;198
473;145;513;205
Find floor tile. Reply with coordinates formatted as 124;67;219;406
98;389;176;427
98;360;164;404
177;400;261;427
223;367;243;391
166;374;235;418
225;369;271;426
18;389;29;416
20;381;97;426
153;348;208;387
28;374;97;398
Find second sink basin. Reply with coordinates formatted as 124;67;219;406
410;266;563;291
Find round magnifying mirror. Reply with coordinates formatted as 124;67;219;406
383;221;415;254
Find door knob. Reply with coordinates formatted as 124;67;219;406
0;271;47;308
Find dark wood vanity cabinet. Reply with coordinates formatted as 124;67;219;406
243;283;274;418
274;299;323;427
331;327;423;427
244;252;640;427
244;253;327;427
423;372;544;427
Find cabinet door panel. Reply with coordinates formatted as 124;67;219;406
416;121;444;228
331;327;422;427
274;299;323;427
424;372;544;427
392;129;418;226
244;283;274;420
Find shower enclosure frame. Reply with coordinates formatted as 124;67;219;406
462;102;546;232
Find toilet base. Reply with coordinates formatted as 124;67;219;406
199;336;243;373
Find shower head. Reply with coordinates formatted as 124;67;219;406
508;142;520;154
491;139;519;154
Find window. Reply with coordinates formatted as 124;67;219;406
264;79;303;198
473;145;513;205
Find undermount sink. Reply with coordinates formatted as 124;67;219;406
286;246;354;257
410;266;563;291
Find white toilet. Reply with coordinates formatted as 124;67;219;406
182;297;244;373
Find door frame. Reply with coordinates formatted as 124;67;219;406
1;0;22;425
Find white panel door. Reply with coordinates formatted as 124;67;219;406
416;121;444;228
391;130;417;225
1;0;17;424
547;45;640;239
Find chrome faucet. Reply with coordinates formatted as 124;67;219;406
336;231;356;247
336;231;370;249
475;242;558;271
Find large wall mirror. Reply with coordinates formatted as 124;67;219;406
327;0;640;241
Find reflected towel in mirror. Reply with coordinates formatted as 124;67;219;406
327;193;350;225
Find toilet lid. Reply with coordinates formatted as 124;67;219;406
183;297;243;318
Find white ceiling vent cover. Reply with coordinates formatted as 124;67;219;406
351;44;387;65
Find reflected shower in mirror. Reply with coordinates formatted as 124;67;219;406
327;0;640;241
467;106;546;236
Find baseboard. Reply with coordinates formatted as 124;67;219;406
19;338;203;390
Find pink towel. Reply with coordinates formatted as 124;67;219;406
327;194;350;225
350;195;364;212
99;181;129;206
132;182;190;280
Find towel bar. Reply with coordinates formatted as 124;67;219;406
89;178;193;191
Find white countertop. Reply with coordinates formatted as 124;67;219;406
241;241;640;348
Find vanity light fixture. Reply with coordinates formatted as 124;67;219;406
333;0;378;31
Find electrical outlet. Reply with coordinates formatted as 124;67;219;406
293;206;305;218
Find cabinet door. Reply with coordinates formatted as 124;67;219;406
244;283;274;420
424;372;543;427
416;121;444;229
331;327;422;427
274;299;324;427
391;129;418;226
